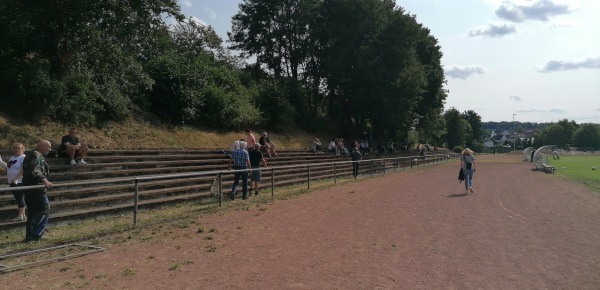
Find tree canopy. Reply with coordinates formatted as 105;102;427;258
0;0;448;143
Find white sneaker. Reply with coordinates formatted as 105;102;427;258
70;159;77;165
9;216;25;222
77;159;87;165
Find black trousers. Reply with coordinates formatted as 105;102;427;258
24;189;50;240
352;162;360;178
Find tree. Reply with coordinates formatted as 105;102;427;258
316;0;427;138
537;119;578;148
0;0;183;124
444;108;466;148
461;110;482;147
572;124;600;150
229;0;320;80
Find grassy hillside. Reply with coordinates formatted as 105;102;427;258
0;115;318;151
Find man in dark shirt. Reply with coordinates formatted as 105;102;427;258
58;128;90;165
22;139;53;242
350;146;362;179
248;144;268;195
228;141;252;200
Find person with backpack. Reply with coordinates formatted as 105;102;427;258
460;148;476;194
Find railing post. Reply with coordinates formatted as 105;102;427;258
307;165;311;189
334;163;337;184
371;160;374;177
133;178;139;227
218;172;222;207
271;168;274;198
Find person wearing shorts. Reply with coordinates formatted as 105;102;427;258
58;128;89;165
249;144;267;195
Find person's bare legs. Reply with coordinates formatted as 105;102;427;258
79;145;89;159
270;144;278;157
67;146;76;160
17;207;25;218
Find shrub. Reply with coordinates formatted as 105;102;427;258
453;146;463;153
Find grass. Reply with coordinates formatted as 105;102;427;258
0;115;320;150
548;155;600;193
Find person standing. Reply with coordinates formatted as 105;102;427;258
350;146;362;179
245;129;256;151
249;144;267;195
460;148;476;194
58;128;90;165
228;141;251;200
6;143;27;222
22;139;53;242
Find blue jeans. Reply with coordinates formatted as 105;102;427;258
464;169;474;190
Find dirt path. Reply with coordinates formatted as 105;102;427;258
2;155;600;289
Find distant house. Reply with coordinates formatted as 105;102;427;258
484;130;510;147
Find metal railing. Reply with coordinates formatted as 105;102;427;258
0;153;459;227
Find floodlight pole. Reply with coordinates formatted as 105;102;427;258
513;114;517;151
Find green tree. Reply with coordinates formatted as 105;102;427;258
0;0;183;124
444;108;466;148
229;0;320;80
316;0;427;139
538;119;578;148
572;124;600;150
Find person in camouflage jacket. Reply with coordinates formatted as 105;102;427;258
22;140;53;242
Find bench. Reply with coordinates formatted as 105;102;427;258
541;163;555;173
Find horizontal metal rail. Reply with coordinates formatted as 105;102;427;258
0;153;459;227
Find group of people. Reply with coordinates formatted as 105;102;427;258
226;129;275;200
0;128;90;242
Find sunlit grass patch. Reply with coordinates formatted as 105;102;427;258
548;155;600;194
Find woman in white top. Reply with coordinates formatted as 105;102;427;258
460;148;476;194
6;143;26;221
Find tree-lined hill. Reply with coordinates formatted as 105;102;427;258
0;0;446;143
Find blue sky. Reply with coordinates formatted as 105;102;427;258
178;0;600;124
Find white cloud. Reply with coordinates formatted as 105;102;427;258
445;65;487;79
538;57;600;72
510;95;523;101
181;0;192;8
495;0;573;23
204;7;218;20
189;16;207;26
467;23;517;38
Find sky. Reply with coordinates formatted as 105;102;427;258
178;0;600;124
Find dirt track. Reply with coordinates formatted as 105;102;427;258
2;155;600;289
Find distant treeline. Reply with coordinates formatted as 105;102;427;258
482;122;550;133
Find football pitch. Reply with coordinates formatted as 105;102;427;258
548;155;600;193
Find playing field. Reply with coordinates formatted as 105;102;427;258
548;155;600;193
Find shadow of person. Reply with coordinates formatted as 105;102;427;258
447;192;469;198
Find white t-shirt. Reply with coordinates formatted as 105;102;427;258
7;154;25;184
328;141;336;150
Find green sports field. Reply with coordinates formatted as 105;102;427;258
548;155;600;194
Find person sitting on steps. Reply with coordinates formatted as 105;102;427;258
259;132;279;157
58;128;90;165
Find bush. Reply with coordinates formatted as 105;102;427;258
453;146;464;153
